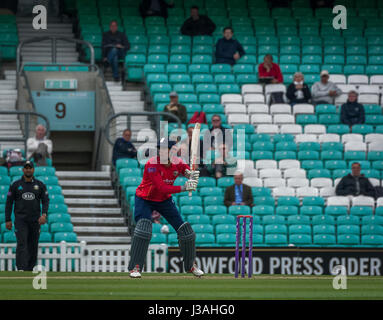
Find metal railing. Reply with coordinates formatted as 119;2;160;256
0;111;50;152
103;111;182;146
16;36;95;74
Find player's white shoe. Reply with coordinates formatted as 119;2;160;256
189;264;204;277
129;265;142;278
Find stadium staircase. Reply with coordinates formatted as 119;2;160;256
0;69;24;153
17;16;79;63
106;80;151;150
57;170;131;244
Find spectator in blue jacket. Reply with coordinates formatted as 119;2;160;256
340;90;365;127
215;27;245;66
112;129;137;165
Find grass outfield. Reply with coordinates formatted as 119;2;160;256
0;272;382;300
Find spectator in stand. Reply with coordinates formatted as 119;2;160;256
208;143;237;179
139;0;174;19
336;162;375;198
215;27;245;66
102;20;130;82
163;91;187;123
112;129;137;165
26;125;52;165
340;90;365;128
208;114;232;150
258;54;283;84
181;6;216;36
286;72;312;106
224;171;253;207
311;70;342;105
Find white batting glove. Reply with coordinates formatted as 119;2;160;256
184;169;200;183
181;179;198;192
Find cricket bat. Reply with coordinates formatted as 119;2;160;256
189;123;201;197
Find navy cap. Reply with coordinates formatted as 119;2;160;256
157;137;177;149
24;160;34;168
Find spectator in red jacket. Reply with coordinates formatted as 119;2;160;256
258;54;283;84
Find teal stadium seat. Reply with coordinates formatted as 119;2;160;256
265;234;288;246
337;215;360;226
262;215;285;225
50;222;73;233
312;215;335;225
228;206;251;216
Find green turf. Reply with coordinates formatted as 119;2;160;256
0;272;382;300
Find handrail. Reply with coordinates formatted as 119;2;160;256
16;36;95;74
103;112;182;146
0;111;50;152
91;66;115;170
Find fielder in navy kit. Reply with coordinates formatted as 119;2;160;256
5;161;49;271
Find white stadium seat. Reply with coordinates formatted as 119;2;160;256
319;187;335;197
295;134;318;143
357;85;380;95
335;94;348;105
369;178;381;187
243;177;263;187
256;124;279;134
221;94;242;104
236;160;257;177
284;168;306;179
244;94;265;104
296;187;319;197
370;75;383;85
377;198;383;207
304;124;326;134
247;104;269;114
227;114;249;124
278;159;301;170
292;104;314;115
273;187;295;197
348;75;369;85
329;74;346;84
318;134;340;143
241;84;263;95
259;168;282;179
280;124;302;134
337;84;357;93
273;114;295;124
263;178;286;188
311;178;333;188
327;196;350;207
334;178;342;187
270;104;291;114
365;134;383;144
225;104;247;114
351;196;375;207
358;94;380;105
344;142;367;152
265;84;287;95
255;160;277;170
287;178;309;188
342;133;363;144
368;142;383;151
251;114;272;124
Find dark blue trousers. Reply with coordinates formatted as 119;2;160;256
107;47;125;79
134;195;184;232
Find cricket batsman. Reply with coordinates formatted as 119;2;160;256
128;138;204;278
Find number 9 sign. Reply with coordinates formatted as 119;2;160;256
55;102;66;119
